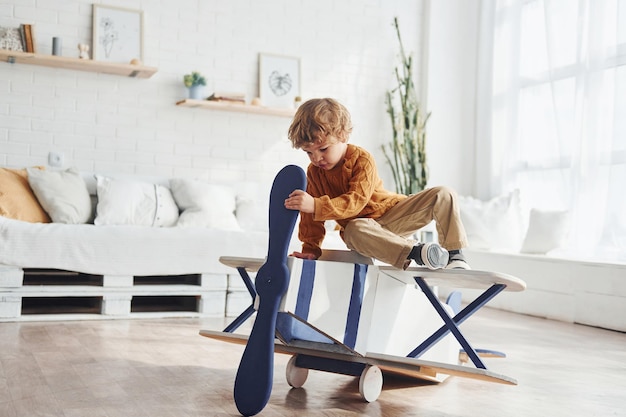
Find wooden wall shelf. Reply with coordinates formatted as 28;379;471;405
176;99;295;118
0;49;157;78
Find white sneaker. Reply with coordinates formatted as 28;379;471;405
420;243;449;270
445;259;472;270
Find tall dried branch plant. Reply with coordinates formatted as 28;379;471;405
382;17;431;195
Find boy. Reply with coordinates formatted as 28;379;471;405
284;98;469;270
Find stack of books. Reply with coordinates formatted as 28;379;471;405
19;24;36;53
206;92;246;104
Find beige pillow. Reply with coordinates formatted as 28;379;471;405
0;167;51;223
27;167;92;224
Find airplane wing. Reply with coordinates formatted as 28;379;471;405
199;329;517;385
379;265;527;292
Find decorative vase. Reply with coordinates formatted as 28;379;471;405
188;85;204;100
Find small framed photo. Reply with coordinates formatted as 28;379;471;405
0;27;24;52
92;5;143;63
259;53;301;108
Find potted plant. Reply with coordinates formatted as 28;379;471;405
381;17;431;195
183;71;207;100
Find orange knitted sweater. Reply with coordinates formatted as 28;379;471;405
299;144;406;258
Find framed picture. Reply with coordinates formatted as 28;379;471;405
259;53;301;108
0;27;24;52
92;5;143;63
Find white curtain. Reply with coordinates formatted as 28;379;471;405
478;0;626;261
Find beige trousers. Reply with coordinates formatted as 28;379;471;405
342;186;468;269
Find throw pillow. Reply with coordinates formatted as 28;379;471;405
27;167;92;224
169;178;240;230
458;189;525;251
235;182;271;232
521;209;570;254
0;167;51;223
94;176;179;227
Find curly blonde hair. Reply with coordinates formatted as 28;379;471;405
287;98;353;149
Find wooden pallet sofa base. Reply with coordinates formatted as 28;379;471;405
0;265;230;321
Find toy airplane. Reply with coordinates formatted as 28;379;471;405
199;165;526;416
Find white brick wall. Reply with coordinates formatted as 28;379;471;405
0;0;425;187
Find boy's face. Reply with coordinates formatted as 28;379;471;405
302;135;347;170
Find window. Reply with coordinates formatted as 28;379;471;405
487;0;626;260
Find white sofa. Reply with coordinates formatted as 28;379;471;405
0;167;285;321
453;190;626;333
459;249;626;332
7;167;621;331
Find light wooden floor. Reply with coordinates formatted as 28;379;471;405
1;307;625;417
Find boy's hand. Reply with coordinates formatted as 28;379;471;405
290;251;318;260
285;189;315;213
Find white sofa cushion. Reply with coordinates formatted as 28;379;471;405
0;215;269;276
170;178;240;230
27;167;92;224
235;182;270;232
458;189;525;251
521;209;570;254
94;176;179;227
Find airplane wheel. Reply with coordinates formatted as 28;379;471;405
358;365;383;402
286;355;308;388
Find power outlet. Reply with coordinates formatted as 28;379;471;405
48;151;64;167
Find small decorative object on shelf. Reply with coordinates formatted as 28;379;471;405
0;27;24;52
207;92;245;104
52;37;61;56
78;43;90;59
183;71;206;100
294;96;302;109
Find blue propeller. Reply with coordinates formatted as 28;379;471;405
233;165;306;416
